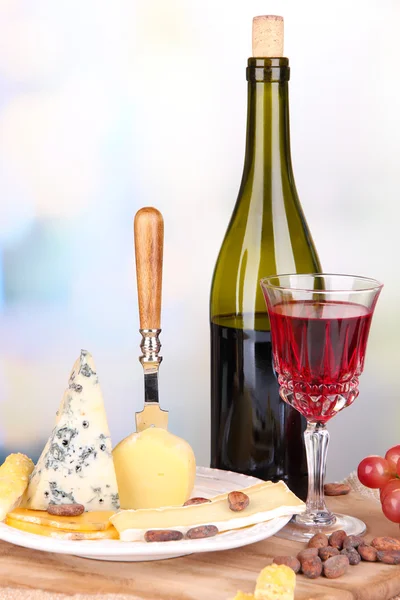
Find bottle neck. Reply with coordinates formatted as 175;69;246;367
242;58;293;182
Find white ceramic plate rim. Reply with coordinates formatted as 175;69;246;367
0;467;293;560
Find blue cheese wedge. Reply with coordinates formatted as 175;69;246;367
23;350;119;511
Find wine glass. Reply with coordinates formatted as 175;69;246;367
260;273;383;542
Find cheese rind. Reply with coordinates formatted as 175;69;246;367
0;454;34;521
23;350;119;511
110;481;305;541
113;427;196;509
7;508;114;531
5;517;118;540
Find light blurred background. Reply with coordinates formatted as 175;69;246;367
0;0;398;480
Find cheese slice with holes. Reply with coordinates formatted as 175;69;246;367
110;481;305;541
23;350;119;511
5;517;119;540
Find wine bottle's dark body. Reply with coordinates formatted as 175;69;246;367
211;316;308;499
210;58;321;500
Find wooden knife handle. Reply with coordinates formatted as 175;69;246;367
134;207;164;330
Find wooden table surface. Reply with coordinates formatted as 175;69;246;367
0;492;399;600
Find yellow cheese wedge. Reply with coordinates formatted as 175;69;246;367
113;427;196;509
110;481;305;541
254;564;296;600
5;517;119;540
232;593;255;600
0;454;34;521
7;508;114;532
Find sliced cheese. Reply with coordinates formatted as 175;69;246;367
110;481;305;541
113;427;196;509
23;350;119;512
7;508;114;531
0;454;34;521
5;517;118;540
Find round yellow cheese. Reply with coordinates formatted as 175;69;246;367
112;427;196;509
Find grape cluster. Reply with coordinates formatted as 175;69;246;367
357;445;400;524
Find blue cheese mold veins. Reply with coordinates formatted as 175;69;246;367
23;350;120;511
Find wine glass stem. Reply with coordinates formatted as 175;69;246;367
303;421;334;525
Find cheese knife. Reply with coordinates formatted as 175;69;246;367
134;207;169;432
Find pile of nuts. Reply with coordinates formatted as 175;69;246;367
273;532;400;579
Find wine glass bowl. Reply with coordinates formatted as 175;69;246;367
260;274;383;541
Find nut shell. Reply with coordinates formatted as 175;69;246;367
324;483;351;496
272;556;301;573
183;497;211;506
371;537;400;552
144;530;184;543
323;555;350;579
308;533;329;549
297;548;319;562
377;550;400;565
328;530;347;550
186;525;218;539
301;556;322;579
47;503;84;517
341;548;361;565
319;546;340;561
358;544;377;562
343;535;364;549
228;491;250;512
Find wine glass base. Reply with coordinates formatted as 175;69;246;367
275;513;366;543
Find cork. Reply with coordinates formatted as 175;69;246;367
252;15;284;57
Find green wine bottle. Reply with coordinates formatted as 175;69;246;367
210;16;321;499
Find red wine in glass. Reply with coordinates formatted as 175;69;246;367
268;300;373;423
260;273;383;542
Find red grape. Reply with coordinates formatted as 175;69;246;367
380;478;400;502
385;445;400;474
382;488;400;523
357;456;391;489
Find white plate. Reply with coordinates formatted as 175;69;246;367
0;467;292;562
